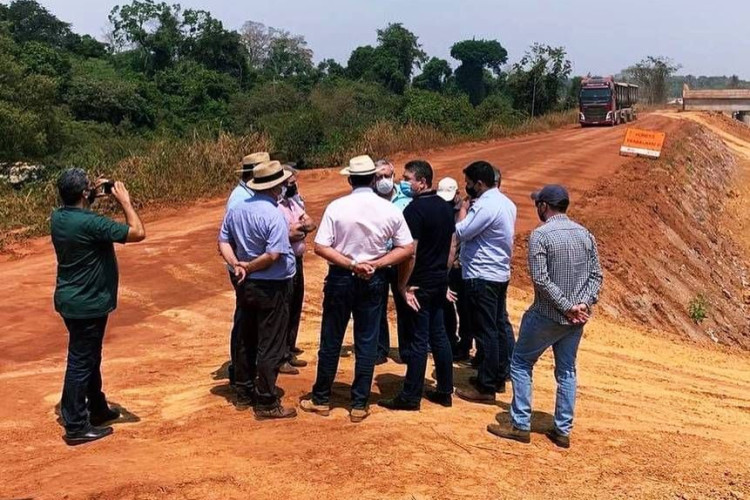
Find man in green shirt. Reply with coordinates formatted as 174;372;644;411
51;168;146;445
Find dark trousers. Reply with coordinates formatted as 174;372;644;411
400;285;454;403
377;266;409;360
227;270;244;384
285;256;305;360
236;278;292;409
313;267;386;409
60;315;109;432
464;278;511;394
445;267;473;357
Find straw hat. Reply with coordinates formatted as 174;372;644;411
248;161;292;190
235;152;270;173
437;177;458;201
339;155;377;176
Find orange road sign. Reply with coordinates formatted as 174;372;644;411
620;128;666;158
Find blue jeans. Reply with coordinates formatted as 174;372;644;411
378;266;409;360
399;285;454;403
510;310;584;436
313;267;387;409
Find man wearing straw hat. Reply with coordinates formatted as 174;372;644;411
300;155;414;423
224;151;269;387
218;160;297;420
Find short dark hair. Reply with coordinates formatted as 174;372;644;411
405;160;433;187
350;173;375;188
463;161;497;187
57;168;89;206
551;200;570;213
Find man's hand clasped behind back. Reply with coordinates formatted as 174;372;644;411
565;303;590;325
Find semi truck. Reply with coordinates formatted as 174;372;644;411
579;76;638;126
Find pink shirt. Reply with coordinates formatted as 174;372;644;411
278;197;307;257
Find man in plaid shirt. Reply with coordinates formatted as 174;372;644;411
487;184;603;448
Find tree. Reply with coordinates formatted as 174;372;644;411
563;76;582;109
317;58;346;78
450;39;508;105
0;0;74;48
623;56;681;105
180;9;248;82
506;43;572;116
413;57;452;92
376;23;426;83
346;44;405;94
239;21;314;80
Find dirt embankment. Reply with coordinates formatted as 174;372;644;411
516;114;750;349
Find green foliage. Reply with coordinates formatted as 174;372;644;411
688;294;708;324
376;23;427;83
475;94;522;124
413;57;452;92
403;89;476;133
506;43;572;116
622;56;680;104
450;39;508;105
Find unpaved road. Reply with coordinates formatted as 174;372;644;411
1;115;749;499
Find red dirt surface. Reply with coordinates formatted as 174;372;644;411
1;115;749;499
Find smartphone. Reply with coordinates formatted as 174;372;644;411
102;181;114;194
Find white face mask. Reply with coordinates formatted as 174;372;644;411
376;177;394;195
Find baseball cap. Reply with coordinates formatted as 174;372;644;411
530;184;570;205
437;177;458;201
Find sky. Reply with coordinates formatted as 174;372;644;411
38;0;750;79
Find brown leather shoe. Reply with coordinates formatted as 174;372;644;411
254;404;297;420
455;386;496;404
289;357;308;368
350;407;369;423
299;399;330;416
487;423;531;443
278;362;299;375
545;428;571;449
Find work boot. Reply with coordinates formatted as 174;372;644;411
299;399;330;416
377;396;420;411
64;425;113;446
289;357;307;368
455;386;496;404
424;390;452;407
278;362;299;375
487;423;531;444
545;428;571;449
469;375;506;393
350;407;370;423
89;406;121;427
254;404;297;420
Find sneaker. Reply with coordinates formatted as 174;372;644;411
455;386;496;404
254;404;297;420
299;399;330;416
64;425;113;446
424;390;452;407
545;428;571;449
487;423;531;443
89;407;121;427
468;375;506;393
377;396;420;411
278;362;300;375
350;407;370;423
289;357;308;368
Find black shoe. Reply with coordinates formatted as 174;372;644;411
228;363;235;386
424;390;452;407
235;388;257;409
377;396;420;411
546;428;571;449
64;426;113;446
375;356;388;365
487;423;531;444
90;407;121;427
469;376;506;393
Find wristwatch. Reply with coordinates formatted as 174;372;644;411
349;258;358;270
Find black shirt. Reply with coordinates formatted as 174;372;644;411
402;191;456;288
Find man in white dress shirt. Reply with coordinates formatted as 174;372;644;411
300;155;414;423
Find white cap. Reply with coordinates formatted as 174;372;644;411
437;177;458;201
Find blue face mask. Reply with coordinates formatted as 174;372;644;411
399;180;413;198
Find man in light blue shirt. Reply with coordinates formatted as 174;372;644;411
454;161;517;404
223;152;268;388
218;160;297;420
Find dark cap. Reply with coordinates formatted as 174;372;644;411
530;184;570;205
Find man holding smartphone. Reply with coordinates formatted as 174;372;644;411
51;168;146;445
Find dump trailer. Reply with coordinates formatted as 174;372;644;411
579;76;638;126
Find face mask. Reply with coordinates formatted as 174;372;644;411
465;184;478;199
399;180;413;198
376;177;394;195
285;183;298;198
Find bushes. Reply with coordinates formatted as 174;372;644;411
402;89;476;133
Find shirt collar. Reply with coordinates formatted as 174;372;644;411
352;187;374;195
545;214;569;223
413;189;437;199
254;193;278;205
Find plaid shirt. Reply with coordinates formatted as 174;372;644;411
528;214;603;325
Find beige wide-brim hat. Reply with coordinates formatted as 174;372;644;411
339;154;377;176
235;152;270;173
247;161;292;190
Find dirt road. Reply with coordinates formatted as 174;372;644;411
1;115;748;499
